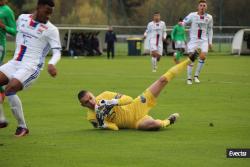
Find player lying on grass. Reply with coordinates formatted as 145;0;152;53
78;54;197;131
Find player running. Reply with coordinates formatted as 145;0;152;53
78;54;197;131
144;12;167;72
0;0;17;128
0;0;61;137
171;18;187;64
183;0;213;84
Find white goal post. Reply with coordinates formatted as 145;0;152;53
232;29;250;55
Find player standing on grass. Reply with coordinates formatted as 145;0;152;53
0;0;61;137
183;0;213;84
144;12;167;72
171;18;187;64
0;0;17;128
77;53;197;131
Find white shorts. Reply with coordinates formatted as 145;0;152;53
0;60;40;89
149;39;163;56
175;41;186;49
187;39;208;53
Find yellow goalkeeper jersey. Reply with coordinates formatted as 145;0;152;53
86;90;156;130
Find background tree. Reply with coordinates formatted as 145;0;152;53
6;0;250;26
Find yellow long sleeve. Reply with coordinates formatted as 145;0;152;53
96;91;133;106
104;121;119;131
117;95;133;106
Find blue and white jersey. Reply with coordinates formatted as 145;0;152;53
183;12;213;44
13;14;61;69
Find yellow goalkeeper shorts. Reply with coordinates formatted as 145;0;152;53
123;89;157;129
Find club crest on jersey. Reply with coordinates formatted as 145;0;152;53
37;25;48;34
37;29;43;34
40;24;48;30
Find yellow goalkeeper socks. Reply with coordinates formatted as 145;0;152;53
163;58;191;82
156;119;170;128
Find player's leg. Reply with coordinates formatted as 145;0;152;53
4;78;29;136
151;51;160;72
173;41;180;64
194;52;206;83
0;47;9;127
0;71;10;128
137;117;163;131
111;44;115;59
137;113;180;131
174;48;182;64
0;45;5;64
0;86;6;125
151;54;157;72
107;44;110;59
180;46;185;57
6;81;28;137
4;66;39;137
187;41;199;85
194;42;208;83
157;44;163;62
150;40;161;72
148;53;197;98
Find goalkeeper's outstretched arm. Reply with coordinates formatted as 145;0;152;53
99;92;133;107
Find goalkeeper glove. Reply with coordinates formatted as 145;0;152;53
96;112;105;127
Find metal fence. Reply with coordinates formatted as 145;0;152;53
6;25;250;55
112;26;250;54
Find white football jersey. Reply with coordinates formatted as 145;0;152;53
144;21;167;46
14;14;61;68
183;12;213;44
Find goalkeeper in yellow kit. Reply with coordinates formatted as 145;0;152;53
78;54;197;131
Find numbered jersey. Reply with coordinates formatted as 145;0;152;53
183;12;213;44
14;14;61;68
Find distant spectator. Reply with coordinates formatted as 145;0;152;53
63;31;102;56
105;26;117;59
91;33;102;56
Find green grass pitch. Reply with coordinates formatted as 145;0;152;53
0;52;250;166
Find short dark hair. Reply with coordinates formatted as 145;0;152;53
78;90;88;100
199;0;207;4
38;0;55;7
179;17;183;22
153;11;160;15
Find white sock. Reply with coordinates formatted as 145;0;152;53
151;57;157;70
7;95;27;128
0;103;6;122
195;59;205;77
187;62;194;79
